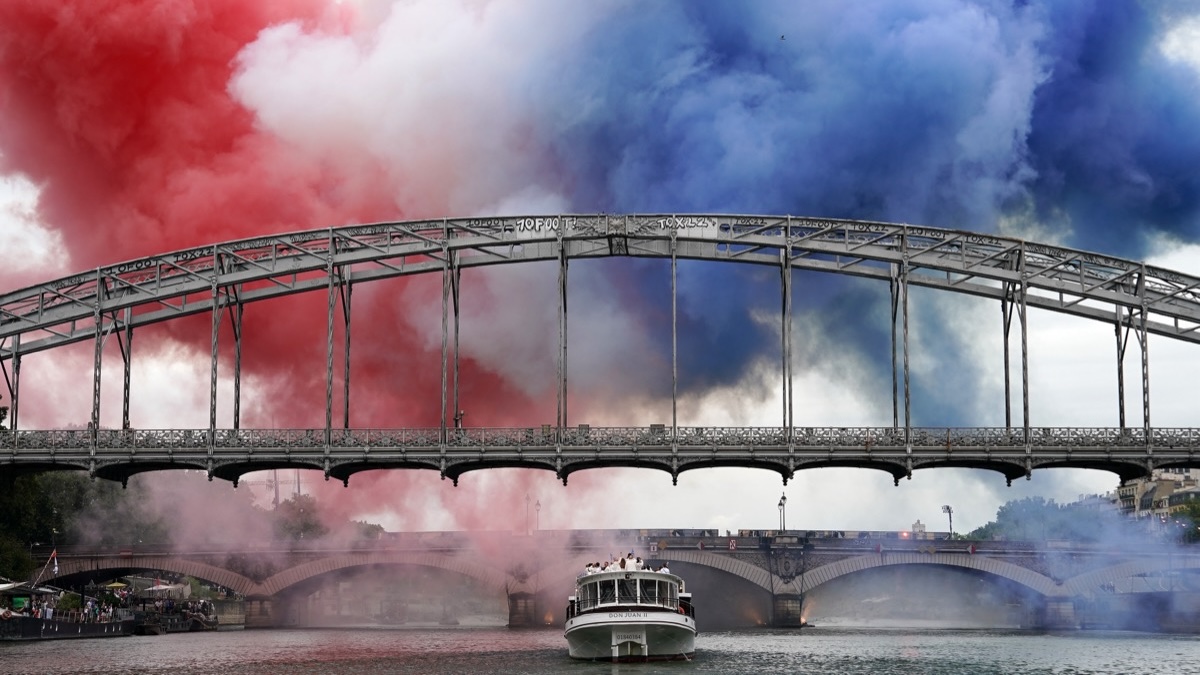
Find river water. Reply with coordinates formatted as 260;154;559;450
3;627;1198;674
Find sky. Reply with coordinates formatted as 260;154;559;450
2;0;1200;538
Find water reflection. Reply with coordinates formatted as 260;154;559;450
2;627;1197;675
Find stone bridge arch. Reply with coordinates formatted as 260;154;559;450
45;555;257;597
536;549;777;595
252;551;509;598
789;552;1065;598
1062;556;1200;596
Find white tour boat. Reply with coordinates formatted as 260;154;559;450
564;567;696;661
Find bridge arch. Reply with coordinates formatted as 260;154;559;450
252;551;509;599
1062;556;1200;596
537;548;778;595
45;554;257;597
5;214;1200;484
793;551;1065;598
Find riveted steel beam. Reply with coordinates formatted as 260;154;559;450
116;307;132;431
0;334;18;431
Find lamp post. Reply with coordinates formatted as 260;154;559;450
778;494;787;532
942;504;953;539
535;499;541;531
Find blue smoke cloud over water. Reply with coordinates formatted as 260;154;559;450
527;0;1200;421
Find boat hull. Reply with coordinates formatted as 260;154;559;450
564;611;695;661
0;616;135;641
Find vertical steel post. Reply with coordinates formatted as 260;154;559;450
9;351;17;432
91;269;105;442
1018;246;1030;441
781;238;794;434
557;235;569;430
671;231;678;439
118;307;133;430
451;258;461;430
902;256;911;442
1001;282;1014;429
440;240;451;440
208;247;221;450
1115;307;1129;430
325;235;337;447
890;271;899;429
1136;268;1151;434
3;334;21;432
341;281;352;430
230;295;243;431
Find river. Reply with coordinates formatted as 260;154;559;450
3;627;1197;674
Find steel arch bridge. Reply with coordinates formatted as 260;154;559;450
3;214;1200;486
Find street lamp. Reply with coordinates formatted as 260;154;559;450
535;499;541;531
778;494;787;532
942;504;954;539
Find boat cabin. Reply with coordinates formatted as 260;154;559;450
566;571;694;619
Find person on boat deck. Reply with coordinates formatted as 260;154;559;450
659;562;670;574
617;557;627;570
635;557;645;570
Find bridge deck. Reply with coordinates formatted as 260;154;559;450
4;425;1197;485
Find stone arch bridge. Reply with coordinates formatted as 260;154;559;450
35;531;1200;629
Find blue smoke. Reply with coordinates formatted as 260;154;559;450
527;0;1200;423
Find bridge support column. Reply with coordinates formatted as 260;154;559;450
243;598;276;629
508;591;540;628
1040;598;1079;630
772;593;805;628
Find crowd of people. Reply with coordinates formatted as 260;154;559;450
0;595;120;623
581;552;671;576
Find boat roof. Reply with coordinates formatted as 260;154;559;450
576;569;682;584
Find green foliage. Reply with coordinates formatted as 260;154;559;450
56;592;81;611
0;534;35;580
1176;500;1200;544
273;494;329;541
0;472;173;578
966;496;1134;542
185;576;218;599
354;520;385;540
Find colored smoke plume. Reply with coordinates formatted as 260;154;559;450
3;1;1200;535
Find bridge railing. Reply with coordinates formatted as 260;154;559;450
2;426;1196;451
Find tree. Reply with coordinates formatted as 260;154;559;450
967;496;1138;543
1176;500;1200;544
354;520;385;540
273;494;329;541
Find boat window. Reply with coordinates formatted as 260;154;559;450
618;577;636;603
581;582;598;611
640;579;657;604
599;579;615;604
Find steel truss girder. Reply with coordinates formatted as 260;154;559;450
5;216;1200;364
2;425;1195;487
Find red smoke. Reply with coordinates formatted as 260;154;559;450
0;1;557;530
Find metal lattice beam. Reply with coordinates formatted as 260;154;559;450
5;216;1200;362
